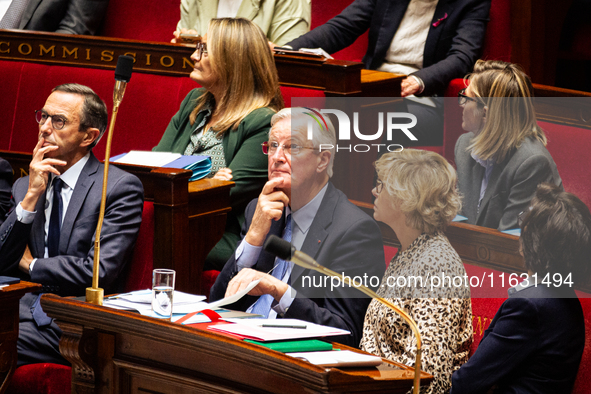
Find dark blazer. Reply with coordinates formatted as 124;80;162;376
18;0;109;35
0;153;143;365
210;182;386;347
0;157;12;226
451;284;584;393
455;133;563;230
286;0;491;96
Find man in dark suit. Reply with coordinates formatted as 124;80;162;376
210;108;385;347
0;83;143;366
0;157;12;225
0;0;109;35
287;0;491;97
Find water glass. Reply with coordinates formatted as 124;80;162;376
152;269;175;320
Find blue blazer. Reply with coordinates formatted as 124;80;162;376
0;153;144;365
451;283;585;393
287;0;491;96
210;182;386;347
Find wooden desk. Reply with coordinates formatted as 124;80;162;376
0;151;234;294
0;281;42;394
41;294;432;394
0;30;402;97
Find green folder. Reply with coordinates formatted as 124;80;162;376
244;339;333;353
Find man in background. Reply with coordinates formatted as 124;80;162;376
0;0;109;35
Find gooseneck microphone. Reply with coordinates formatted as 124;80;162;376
87;55;134;306
263;235;423;394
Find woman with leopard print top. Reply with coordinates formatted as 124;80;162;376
360;149;473;394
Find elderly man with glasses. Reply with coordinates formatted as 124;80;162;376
210;108;385;347
0;83;143;366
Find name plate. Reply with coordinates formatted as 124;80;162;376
0;29;195;77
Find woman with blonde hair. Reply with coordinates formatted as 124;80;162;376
154;17;284;271
360;149;473;394
455;59;562;230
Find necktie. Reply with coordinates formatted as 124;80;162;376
251;214;292;318
47;178;63;257
0;0;30;29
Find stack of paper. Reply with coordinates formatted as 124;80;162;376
208;318;350;341
103;289;207;317
286;350;383;367
111;151;212;181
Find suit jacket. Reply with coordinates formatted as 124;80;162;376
455;133;563;230
451;284;584;393
153;88;273;270
18;0;109;35
0;157;12;226
210;182;386;347
0;153;143;364
177;0;310;46
287;0;491;96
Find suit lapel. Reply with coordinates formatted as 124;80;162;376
237;0;260;20
290;183;336;283
30;190;47;258
424;0;456;67
18;0;42;29
476;155;510;224
468;159;484;222
59;154;99;253
198;0;218;27
373;0;410;65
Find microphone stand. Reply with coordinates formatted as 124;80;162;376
86;65;130;305
265;236;422;394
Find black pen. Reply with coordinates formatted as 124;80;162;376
261;324;307;329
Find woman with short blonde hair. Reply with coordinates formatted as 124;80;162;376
361;149;472;394
375;148;461;234
154;18;284;270
455;59;562;230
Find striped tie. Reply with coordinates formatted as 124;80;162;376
250;214;292;318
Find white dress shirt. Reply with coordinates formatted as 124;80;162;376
217;0;242;18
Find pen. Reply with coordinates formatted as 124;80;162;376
261;324;307;329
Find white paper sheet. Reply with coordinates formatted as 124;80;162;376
209;318;350;341
286;350;382;367
114;151;181;167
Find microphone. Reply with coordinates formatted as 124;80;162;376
263;235;423;394
113;55;134;111
87;56;134;306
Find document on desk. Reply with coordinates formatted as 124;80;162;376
286;350;383;367
103;290;207;314
208;318;350;341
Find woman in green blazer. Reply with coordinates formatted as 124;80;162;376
154;18;284;271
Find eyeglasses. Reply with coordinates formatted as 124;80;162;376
194;42;208;61
262;141;316;156
35;110;67;130
375;179;384;194
458;88;481;106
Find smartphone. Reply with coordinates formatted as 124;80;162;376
179;33;201;44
